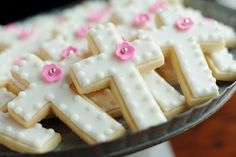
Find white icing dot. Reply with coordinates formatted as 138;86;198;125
20;60;27;66
45;94;55;101
17;132;25;139
97;134;106;142
30;83;37;88
82;79;91;86
71;114;80;121
85;57;94;64
15;106;23;114
47;129;55;135
96;72;105;79
35;123;43;129
58;103;67;110
84;125;92;132
34;102;44;110
104;128;114;136
5;126;13;133
19;91;26;97
124;88;131;95
108;68;116;75
62;83;69;90
8;102;16;108
78;71;85;77
117;77;125;84
24;113;33;121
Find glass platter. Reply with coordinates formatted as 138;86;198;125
0;0;235;156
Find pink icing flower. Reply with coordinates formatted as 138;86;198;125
115;41;136;61
61;46;78;60
133;13;151;28
41;64;62;83
13;56;26;65
74;25;90;39
4;23;20;31
149;1;167;13
18;28;34;40
175;17;194;31
88;5;111;22
88;10;105;22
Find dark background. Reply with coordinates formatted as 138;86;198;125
0;0;80;24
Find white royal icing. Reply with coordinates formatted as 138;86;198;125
210;48;236;73
0;88;15;110
138;5;221;99
0;112;56;148
72;23;167;130
143;71;185;112
8;54;124;143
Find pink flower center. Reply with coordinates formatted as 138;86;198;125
41;64;62;83
61;46;78;60
175;17;193;31
115;41;136;61
133;13;151;28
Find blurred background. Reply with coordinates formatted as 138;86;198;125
0;0;236;157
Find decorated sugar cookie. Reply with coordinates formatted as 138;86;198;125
143;71;186;118
155;6;236;82
8;53;125;144
38;37;121;118
0;88;15;111
206;48;236;81
110;3;187;115
70;23;167;131
138;5;224;106
0;112;61;154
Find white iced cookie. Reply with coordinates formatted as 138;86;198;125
52;22;91;59
155;6;236;82
61;0;111;24
111;0;168;40
0;112;61;154
206;48;236;81
143;71;186;118
138;5;224;106
0;88;15;111
8;54;125;144
70;23;167;131
38;37;121;118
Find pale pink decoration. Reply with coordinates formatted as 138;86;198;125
88;5;111;22
74;25;90;39
175;17;194;31
88;10;105;22
57;16;66;23
133;13;151;28
115;41;136;61
13;56;26;65
61;46;78;60
4;23;20;31
204;17;215;23
149;1;167;13
41;64;62;83
18;28;34;40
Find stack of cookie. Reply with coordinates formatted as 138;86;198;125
0;0;235;154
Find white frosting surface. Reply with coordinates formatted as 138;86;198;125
210;48;236;73
72;23;167;130
0;88;15;110
143;71;185;112
0;112;55;148
8;54;123;142
138;5;221;98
